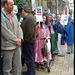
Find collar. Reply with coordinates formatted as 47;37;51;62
23;13;31;19
2;8;14;18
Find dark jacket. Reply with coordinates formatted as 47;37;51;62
21;13;36;44
55;19;63;34
54;19;63;41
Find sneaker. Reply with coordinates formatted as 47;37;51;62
71;52;74;54
66;52;71;54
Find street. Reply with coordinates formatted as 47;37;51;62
20;44;74;75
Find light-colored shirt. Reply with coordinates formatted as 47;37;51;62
7;14;14;30
42;23;46;37
51;26;54;34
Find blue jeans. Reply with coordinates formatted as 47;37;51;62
22;43;35;75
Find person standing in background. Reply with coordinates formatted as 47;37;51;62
33;8;36;20
48;15;56;61
55;14;65;57
63;16;74;54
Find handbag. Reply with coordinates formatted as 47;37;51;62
41;38;51;57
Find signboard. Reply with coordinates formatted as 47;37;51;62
61;15;68;25
36;6;43;22
13;5;18;13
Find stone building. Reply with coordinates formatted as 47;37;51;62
68;0;74;19
47;0;66;14
47;0;56;14
58;0;66;14
31;0;66;15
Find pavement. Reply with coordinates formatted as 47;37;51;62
11;44;74;75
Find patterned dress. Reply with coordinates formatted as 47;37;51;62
33;24;52;63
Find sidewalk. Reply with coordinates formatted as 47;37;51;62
11;44;74;75
21;44;74;75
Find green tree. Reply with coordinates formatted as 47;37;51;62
13;0;31;20
13;0;31;9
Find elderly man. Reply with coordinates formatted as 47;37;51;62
1;0;23;75
55;14;65;57
21;5;36;75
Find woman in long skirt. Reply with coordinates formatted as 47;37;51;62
33;16;52;70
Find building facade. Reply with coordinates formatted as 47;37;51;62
32;0;66;15
58;0;66;14
47;0;56;14
68;0;74;19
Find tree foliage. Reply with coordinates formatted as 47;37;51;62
13;0;31;10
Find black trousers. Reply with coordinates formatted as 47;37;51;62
1;57;3;75
22;43;35;75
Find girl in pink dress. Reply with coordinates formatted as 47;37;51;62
33;16;52;70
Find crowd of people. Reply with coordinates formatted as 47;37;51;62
1;0;74;75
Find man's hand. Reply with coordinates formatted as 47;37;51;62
47;35;50;39
48;24;52;27
52;21;55;26
16;38;21;47
62;25;64;28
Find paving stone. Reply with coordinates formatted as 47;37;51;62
68;67;74;73
48;70;61;75
10;44;74;75
61;71;74;75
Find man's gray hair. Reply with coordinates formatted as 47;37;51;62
57;14;61;18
